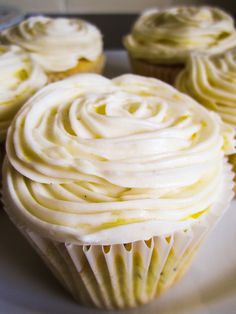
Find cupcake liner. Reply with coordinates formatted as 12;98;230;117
14;227;203;309
129;55;184;85
47;54;105;83
228;154;236;193
14;214;224;309
2;161;234;309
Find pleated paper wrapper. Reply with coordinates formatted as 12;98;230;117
228;154;236;193
129;55;184;86
2;162;234;309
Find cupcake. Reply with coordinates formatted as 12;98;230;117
0;44;47;142
175;48;236;190
124;6;236;85
2;16;105;82
2;74;235;309
0;44;47;198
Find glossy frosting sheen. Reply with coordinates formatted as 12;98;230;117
124;6;236;64
0;45;47;141
3;16;103;72
176;49;236;127
4;74;235;244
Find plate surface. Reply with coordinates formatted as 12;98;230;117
1;50;236;314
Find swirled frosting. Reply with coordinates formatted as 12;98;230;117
124;6;236;64
175;49;236;127
0;45;47;141
3;74;235;244
2;16;103;72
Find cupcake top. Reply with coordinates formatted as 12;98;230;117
2;16;103;72
124;6;236;64
175;48;236;127
4;74;235;245
0;44;47;141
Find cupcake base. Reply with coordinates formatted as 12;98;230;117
129;56;184;85
6;208;224;309
47;54;105;83
18;228;205;309
2;161;233;309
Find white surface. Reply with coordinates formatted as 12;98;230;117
0;50;236;314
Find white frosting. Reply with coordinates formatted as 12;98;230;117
124;6;236;64
4;74;235;244
175;48;236;127
3;16;103;72
0;45;47;141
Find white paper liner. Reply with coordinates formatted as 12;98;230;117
2;161;234;309
129;55;184;86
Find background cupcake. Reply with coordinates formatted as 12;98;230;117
0;44;47;188
2;16;105;82
0;44;47;142
3;74;235;309
175;48;236;189
124;6;236;85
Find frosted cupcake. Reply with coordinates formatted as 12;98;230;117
3;74;235;309
0;44;47;142
124;6;236;85
175;48;236;189
2;16;105;82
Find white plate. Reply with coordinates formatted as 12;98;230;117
1;51;236;314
